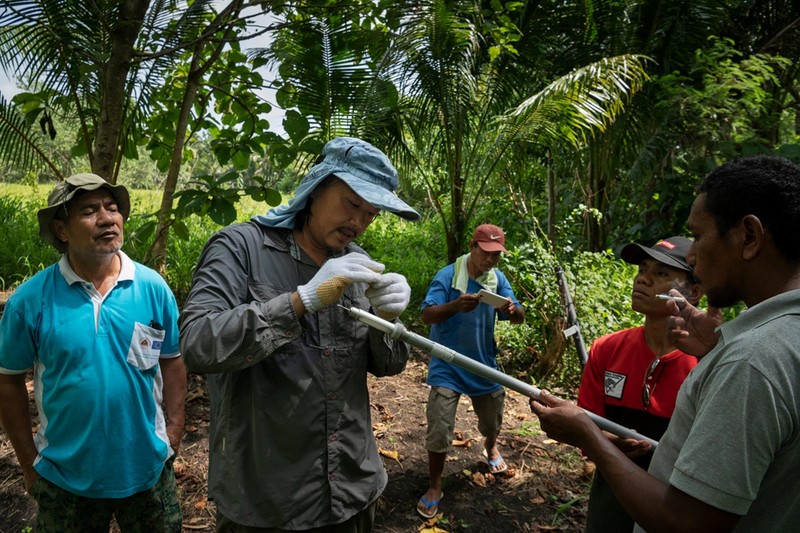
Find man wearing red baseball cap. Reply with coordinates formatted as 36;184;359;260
416;223;525;518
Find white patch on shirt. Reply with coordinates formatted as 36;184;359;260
127;322;165;370
604;371;626;399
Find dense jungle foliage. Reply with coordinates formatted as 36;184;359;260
0;184;642;390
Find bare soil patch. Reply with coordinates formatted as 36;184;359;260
1;347;590;533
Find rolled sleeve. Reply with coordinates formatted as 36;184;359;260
366;322;409;377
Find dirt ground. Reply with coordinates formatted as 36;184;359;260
0;335;591;533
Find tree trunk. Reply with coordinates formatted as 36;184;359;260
145;4;242;272
546;150;555;244
93;0;151;182
146;49;203;273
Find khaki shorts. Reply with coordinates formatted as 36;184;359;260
425;386;505;453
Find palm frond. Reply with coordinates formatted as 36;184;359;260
503;55;651;147
0;93;61;177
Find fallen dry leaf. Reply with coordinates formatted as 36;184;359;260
172;460;187;477
418;513;445;531
378;448;399;462
500;466;518;478
470;471;498;487
185;388;205;402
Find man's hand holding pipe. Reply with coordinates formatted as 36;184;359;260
298;254;384;313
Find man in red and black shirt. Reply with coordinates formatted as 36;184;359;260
577;236;702;533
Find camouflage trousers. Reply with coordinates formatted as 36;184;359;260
31;461;182;533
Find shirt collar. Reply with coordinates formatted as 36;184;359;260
718;289;800;345
58;251;134;285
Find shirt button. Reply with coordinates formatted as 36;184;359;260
286;330;293;337
330;393;337;400
246;355;253;362
329;434;337;441
323;349;332;356
329;474;335;481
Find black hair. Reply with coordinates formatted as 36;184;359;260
697;155;800;260
294;175;338;230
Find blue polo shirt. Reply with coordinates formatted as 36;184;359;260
421;264;519;395
0;252;180;498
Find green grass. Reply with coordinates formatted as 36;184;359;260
0;184;267;296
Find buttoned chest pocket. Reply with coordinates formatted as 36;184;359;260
127;322;165;370
324;286;371;364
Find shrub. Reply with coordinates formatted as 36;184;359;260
0;195;59;289
124;213;222;304
0;185;645;390
497;236;641;392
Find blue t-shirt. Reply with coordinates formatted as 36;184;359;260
421;264;519;395
0;253;180;498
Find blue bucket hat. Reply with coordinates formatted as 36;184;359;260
254;137;420;228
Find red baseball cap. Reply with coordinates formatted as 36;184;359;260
472;224;507;252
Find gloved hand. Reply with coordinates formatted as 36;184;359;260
365;272;411;320
298;254;385;313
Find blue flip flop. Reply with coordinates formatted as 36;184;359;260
484;450;508;474
416;492;443;519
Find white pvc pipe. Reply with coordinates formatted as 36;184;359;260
343;306;658;449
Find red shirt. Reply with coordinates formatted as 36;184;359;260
577;326;698;441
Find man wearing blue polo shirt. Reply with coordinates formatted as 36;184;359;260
0;173;186;532
417;224;526;518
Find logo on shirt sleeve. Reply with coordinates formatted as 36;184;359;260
604;371;626;399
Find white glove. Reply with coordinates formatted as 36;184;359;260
298;254;384;313
365;272;411;320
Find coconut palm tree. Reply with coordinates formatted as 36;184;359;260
0;0;222;182
263;0;649;260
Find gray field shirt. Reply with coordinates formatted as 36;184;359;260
635;289;800;531
180;222;409;529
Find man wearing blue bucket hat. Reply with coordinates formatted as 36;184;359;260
181;137;420;531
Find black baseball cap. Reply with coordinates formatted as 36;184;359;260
620;236;693;272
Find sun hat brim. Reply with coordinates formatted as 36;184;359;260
254;157;420;229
